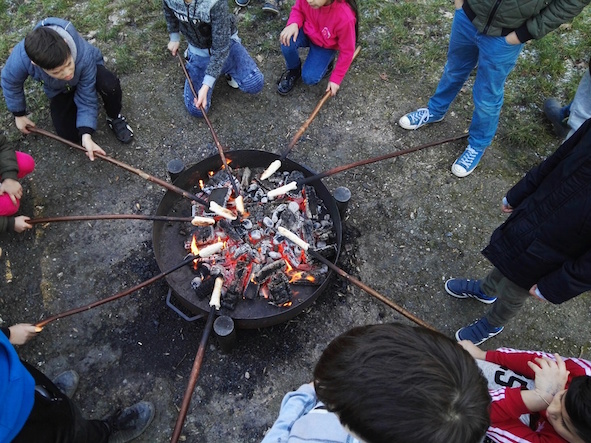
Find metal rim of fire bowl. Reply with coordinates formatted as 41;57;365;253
152;150;343;329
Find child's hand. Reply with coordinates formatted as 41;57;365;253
280;24;299;46
0;178;23;205
81;134;106;161
458;340;487;360
15;116;35;134
8;323;41;345
168;40;180;56
529;354;568;403
14;216;32;233
195;85;210;111
326;82;340;96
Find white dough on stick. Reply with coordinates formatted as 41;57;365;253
277;226;309;251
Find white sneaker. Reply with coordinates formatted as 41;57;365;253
225;75;239;89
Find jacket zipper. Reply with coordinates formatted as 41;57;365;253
483;0;504;34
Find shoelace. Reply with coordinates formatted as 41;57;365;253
456;147;479;169
409;108;432;126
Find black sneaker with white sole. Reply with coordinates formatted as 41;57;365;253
107;115;134;144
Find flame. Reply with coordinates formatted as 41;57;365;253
199;179;204;190
190;235;200;267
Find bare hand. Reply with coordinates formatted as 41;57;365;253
326;82;340;97
505;32;521;45
14;215;32;233
81;134;106;161
501;202;513;213
0;178;23;205
528;354;568;402
458;340;487;360
15;116;35;135
195;84;210;111
8;323;41;345
168;40;180;56
280;24;299;47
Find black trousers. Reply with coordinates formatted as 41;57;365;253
12;361;110;443
50;64;122;143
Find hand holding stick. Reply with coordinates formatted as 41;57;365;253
26;126;208;207
260;46;362;180
277;227;438;332
176;53;244;214
267;133;468;198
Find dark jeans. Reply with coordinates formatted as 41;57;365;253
481;267;531;327
12;361;109;443
50;64;122;143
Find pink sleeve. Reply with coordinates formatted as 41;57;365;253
286;0;306;28
329;21;356;85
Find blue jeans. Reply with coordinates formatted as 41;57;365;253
428;8;523;151
184;40;264;117
281;32;336;85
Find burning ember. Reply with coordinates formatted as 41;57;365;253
183;166;337;311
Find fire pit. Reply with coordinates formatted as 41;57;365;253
153;150;342;329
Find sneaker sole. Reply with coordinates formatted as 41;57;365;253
451;163;477;178
444;281;496;304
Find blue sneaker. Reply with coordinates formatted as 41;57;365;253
235;0;250;6
456;317;504;345
445;278;496;304
398;108;443;130
451;145;485;177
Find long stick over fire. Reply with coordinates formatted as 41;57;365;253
26;126;209;207
33;254;197;329
176;53;245;215
28;214;215;226
267;133;468;198
170;276;223;443
260;46;362;181
277;227;438;332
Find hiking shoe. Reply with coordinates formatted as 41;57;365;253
451;145;485;177
455;317;504;345
398;108;443;130
107;401;154;443
543;98;570;138
445;278;497;304
52;370;79;398
262;0;279;14
277;66;301;95
235;0;250;6
107;115;134;144
225;74;239;89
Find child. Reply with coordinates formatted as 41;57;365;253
1;17;134;162
0;133;34;234
460;340;591;443
262;323;491;443
277;0;357;96
163;0;264;118
0;322;154;442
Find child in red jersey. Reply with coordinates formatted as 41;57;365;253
277;0;357;96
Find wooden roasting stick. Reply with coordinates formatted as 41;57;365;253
33;241;225;329
267;133;469;198
260;46;362;180
170;276;223;443
26;126;209;207
176;53;245;215
28;214;215;226
277;227;438;332
33;254;197;329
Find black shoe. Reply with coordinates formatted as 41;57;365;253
543;98;570;138
52;370;79;398
108;115;134;144
262;0;279;14
106;401;154;443
277;66;301;95
323;60;335;79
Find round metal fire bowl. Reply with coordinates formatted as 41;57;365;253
152;150;342;329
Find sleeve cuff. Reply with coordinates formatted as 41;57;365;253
203;75;216;89
1;327;10;338
515;25;532;43
77;127;94;137
170;32;181;42
12;111;28;117
533;287;546;301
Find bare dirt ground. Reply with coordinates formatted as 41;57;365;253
1;6;591;443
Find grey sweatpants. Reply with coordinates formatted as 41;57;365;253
480;268;532;327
